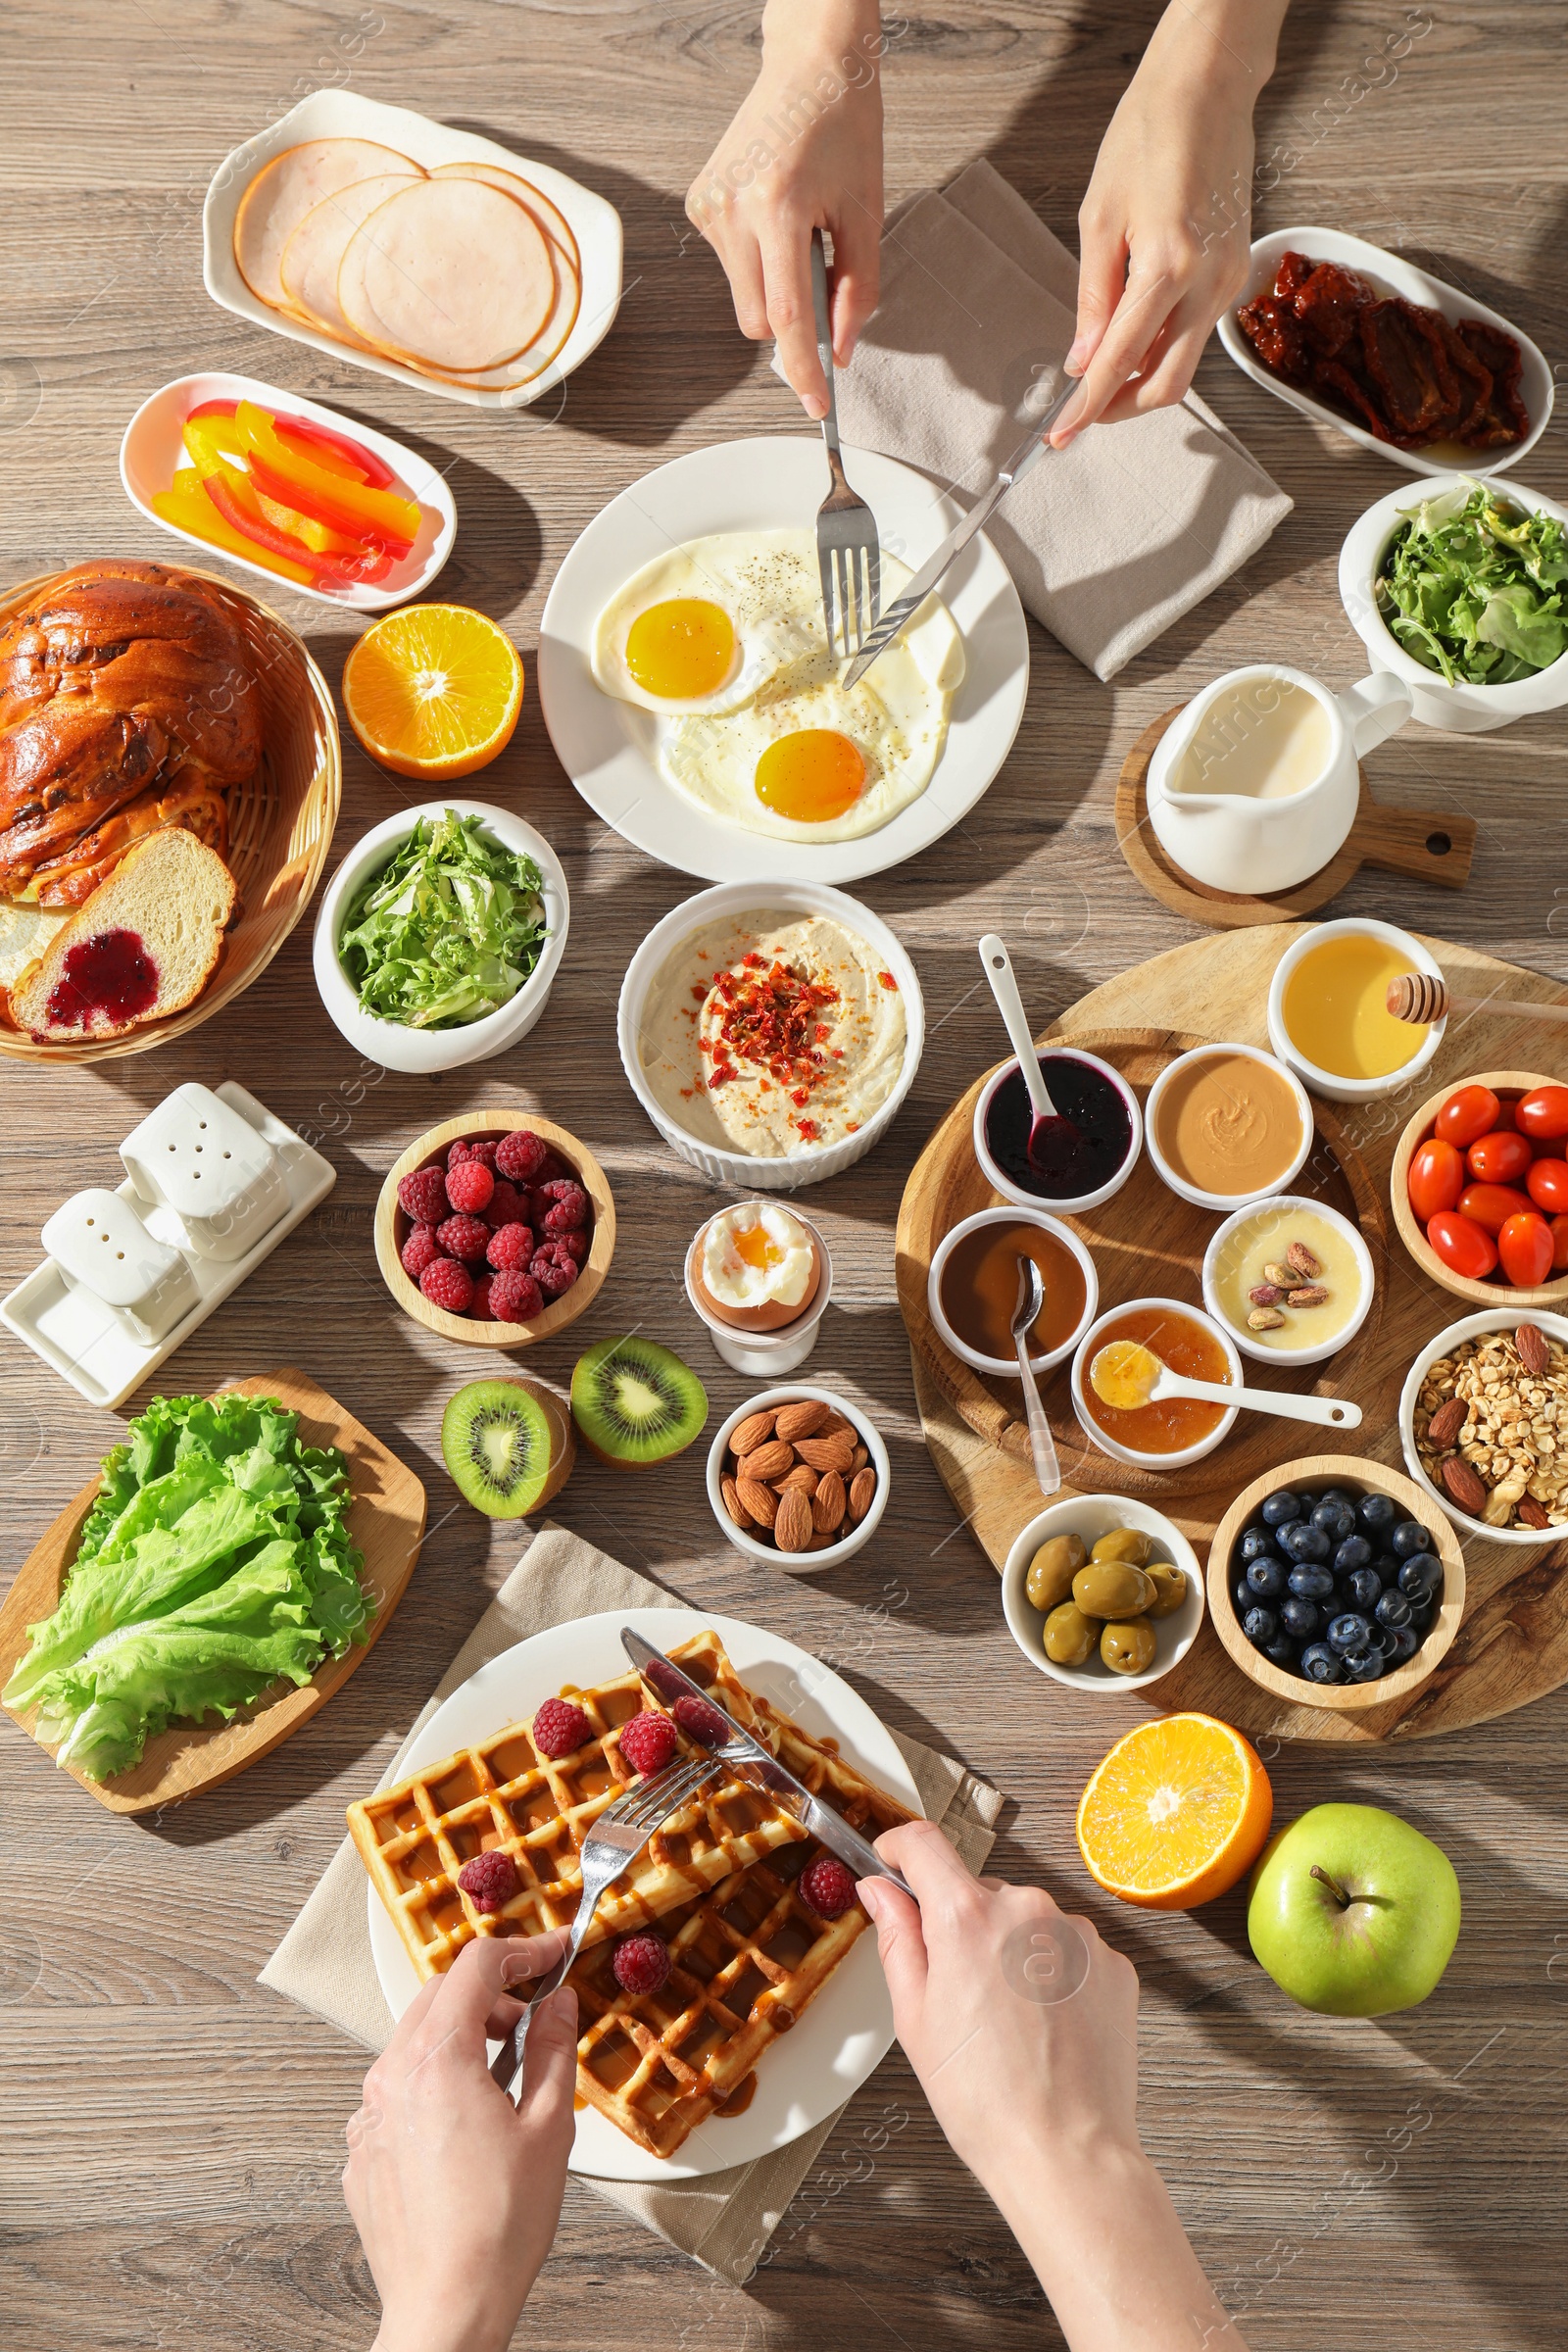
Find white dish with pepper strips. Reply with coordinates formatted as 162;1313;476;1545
1399;1308;1568;1546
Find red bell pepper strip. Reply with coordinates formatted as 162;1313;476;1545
202;468;357;585
275;412;395;489
186;398;239;421
246;451;416;558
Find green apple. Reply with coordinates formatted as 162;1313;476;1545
1247;1801;1460;2017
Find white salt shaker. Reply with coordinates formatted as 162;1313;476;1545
120;1083;290;1261
42;1189;200;1344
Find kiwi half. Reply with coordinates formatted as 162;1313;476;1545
442;1378;575;1518
570;1335;708;1468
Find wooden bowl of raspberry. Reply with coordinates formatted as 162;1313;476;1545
373;1110;615;1348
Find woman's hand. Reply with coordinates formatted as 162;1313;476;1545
343;1930;578;2352
686;0;885;418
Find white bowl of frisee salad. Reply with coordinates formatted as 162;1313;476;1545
313;801;569;1072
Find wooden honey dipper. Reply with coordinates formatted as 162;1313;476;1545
1388;973;1568;1028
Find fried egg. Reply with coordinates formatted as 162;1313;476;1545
590;529;965;839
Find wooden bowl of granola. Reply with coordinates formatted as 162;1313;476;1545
1399;1309;1568;1545
1391;1071;1568;1312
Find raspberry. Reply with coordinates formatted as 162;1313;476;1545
445;1158;495;1214
448;1138;499;1172
530;1243;580;1300
532;1697;591;1758
496;1129;549;1184
534;1149;570;1184
489;1270;544;1323
419;1256;473;1314
618;1711;679;1778
612;1932;670;1997
673;1693;729;1749
436;1213;492;1263
537;1178;589;1233
798;1855;858;1920
560;1227;590;1265
484;1179;528;1230
469;1274;496;1321
457;1849;519;1914
397;1166;449;1224
400;1223;443;1281
486;1220;536;1272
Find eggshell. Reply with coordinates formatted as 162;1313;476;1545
692;1221;823;1331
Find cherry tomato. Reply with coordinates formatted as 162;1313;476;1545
1467;1129;1534;1186
1498;1210;1554;1289
1526;1156;1568;1215
1406;1137;1465;1223
1457;1181;1534;1235
1426;1208;1498;1281
1550;1215;1568;1273
1435;1085;1500;1148
1517;1085;1568;1141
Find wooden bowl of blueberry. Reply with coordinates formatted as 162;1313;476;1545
1206;1455;1466;1713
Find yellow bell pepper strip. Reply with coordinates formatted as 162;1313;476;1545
254;484;362;559
151;475;317;587
274;411;395;489
233;400;418;551
182;410;248;480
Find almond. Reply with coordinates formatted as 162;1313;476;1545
1441;1455;1488;1516
774;1486;814;1552
777;1463;818;1494
795;1432;855;1475
1517;1323;1550;1377
818;1409;856;1440
849;1466;877;1522
812;1470;847;1533
850;1443;869;1474
1425;1396;1467;1449
730;1410;776;1457
1518;1495;1551;1529
742;1439;796;1484
808;1527;838;1550
774;1398;829;1445
736;1478;779;1528
720;1476;753;1531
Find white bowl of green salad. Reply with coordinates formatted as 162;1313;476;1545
313;801;568;1071
1340;474;1568;733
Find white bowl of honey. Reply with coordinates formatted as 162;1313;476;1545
927;1207;1099;1378
1070;1297;1242;1471
1268;917;1446;1102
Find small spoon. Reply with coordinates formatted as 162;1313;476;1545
978;933;1079;1174
1388;972;1568;1029
1012;1256;1061;1495
1089;1339;1362;1432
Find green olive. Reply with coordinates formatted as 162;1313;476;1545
1144;1561;1188;1619
1026;1533;1087;1614
1101;1616;1157;1675
1043;1601;1099;1667
1072;1561;1157;1620
1091;1527;1154;1567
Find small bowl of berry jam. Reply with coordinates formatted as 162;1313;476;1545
972;1047;1142;1215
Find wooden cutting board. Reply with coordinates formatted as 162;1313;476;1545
898;923;1568;1744
0;1366;426;1811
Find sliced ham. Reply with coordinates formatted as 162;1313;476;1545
429;160;581;282
232;138;420;312
280;171;421;343
339;179;556;372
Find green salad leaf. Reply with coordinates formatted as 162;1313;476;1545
337;808;547;1030
3;1393;371;1782
1376;481;1568;686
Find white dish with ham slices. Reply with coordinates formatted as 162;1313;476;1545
203;89;622;409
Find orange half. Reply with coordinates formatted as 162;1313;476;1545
1076;1713;1273;1909
342;604;523;780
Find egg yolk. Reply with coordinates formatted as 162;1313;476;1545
624;599;737;699
731;1220;785;1271
754;729;866;823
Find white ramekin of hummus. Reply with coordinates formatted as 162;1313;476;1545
617;881;924;1188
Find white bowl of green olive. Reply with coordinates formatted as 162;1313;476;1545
1002;1494;1204;1694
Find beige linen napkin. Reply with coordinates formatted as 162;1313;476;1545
260;1525;1001;2283
828;158;1292;680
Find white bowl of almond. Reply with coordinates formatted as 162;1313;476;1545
1400;1310;1568;1544
707;1387;888;1572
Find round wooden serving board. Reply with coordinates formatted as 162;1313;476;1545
898;923;1568;1743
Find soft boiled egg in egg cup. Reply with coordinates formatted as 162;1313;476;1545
589;529;965;845
684;1200;833;1376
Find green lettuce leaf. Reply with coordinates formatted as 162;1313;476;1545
1377;482;1568;686
337;808;546;1031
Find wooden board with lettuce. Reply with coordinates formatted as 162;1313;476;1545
0;1367;425;1812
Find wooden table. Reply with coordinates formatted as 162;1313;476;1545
4;5;1565;2347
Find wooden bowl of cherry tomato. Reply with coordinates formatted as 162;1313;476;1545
1392;1071;1568;1309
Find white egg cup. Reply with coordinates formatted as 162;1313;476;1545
683;1213;834;1376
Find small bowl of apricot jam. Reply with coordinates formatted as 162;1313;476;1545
1071;1297;1242;1471
928;1207;1099;1378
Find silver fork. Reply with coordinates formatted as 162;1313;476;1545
488;1753;716;2098
809;226;880;661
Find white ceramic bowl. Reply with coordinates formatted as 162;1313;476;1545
1340;473;1568;735
120;371;456;612
1002;1494;1204;1694
1202;1195;1376;1368
926;1206;1098;1379
706;1386;890;1574
972;1047;1143;1215
1267;917;1446;1103
1144;1042;1313;1212
1070;1295;1243;1472
313;800;569;1074
1217;225;1553;478
1399;1307;1568;1548
616;881;923;1190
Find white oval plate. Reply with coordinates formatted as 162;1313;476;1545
536;438;1030;882
202;89;622;411
1217;225;1553;478
121;371;456;612
365;1604;922;2182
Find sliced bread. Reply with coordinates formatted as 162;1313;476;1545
11;828;236;1041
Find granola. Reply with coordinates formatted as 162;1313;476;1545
1414;1324;1568;1530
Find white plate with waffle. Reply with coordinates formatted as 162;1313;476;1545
356;1607;922;2181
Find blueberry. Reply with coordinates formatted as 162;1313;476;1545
1311;1500;1357;1544
1240;1526;1276;1564
1400;1549;1443;1589
1392;1519;1433;1559
1345;1567;1384;1612
1371;1622;1400;1656
1300;1642;1344;1684
1333;1535;1373;1575
1327;1611;1373;1655
1261;1490;1301;1528
1372;1552;1405;1589
1397;1560;1433;1602
1262;1635;1298;1669
1288;1564;1335;1600
1280;1596;1320;1640
1387;1624;1420;1661
1408;1602;1435;1636
1318;1488;1356;1513
1375;1588;1412;1630
1357;1492;1396;1535
1233;1578;1255;1617
1243;1604;1279;1646
1344;1644;1387;1683
1246;1556;1288;1597
1281;1522;1332;1563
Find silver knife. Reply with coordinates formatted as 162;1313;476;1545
842;376;1079;688
619;1628;915;1899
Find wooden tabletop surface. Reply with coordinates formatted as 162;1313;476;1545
4;4;1566;2348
